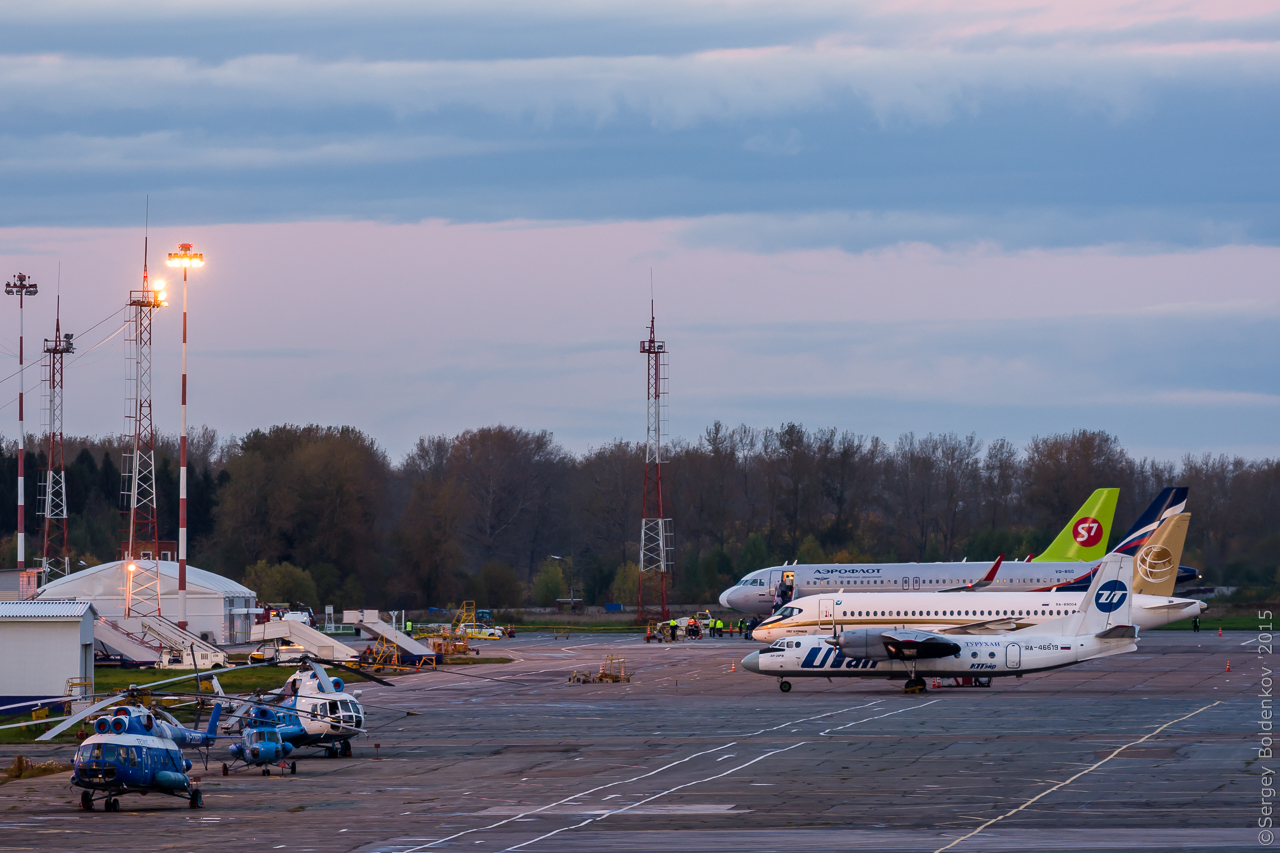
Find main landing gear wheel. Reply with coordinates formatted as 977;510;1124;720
261;767;270;776
290;762;297;775
903;677;928;694
221;763;229;776
189;789;203;809
340;740;352;757
104;797;119;812
779;680;792;693
80;790;94;811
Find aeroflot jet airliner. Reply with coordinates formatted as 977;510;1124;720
752;514;1201;641
719;488;1191;615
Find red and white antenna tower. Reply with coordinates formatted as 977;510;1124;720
39;299;74;583
5;272;37;597
122;231;167;619
638;300;671;622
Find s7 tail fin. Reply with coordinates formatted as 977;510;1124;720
1033;488;1118;563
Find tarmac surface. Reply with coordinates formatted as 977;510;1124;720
0;628;1262;852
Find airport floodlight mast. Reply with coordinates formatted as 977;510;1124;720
166;243;203;629
638;301;672;622
39;300;74;584
122;243;168;619
5;273;37;581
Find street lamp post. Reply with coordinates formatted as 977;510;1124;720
165;244;203;630
5;273;37;576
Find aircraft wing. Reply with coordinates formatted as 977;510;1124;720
936;616;1019;634
940;555;1004;592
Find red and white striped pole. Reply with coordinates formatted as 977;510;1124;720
16;289;23;573
166;246;202;630
6;274;36;574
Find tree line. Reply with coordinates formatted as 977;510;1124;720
3;424;1277;609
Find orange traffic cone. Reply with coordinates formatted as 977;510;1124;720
1226;660;1231;673
1218;627;1223;637
730;660;736;673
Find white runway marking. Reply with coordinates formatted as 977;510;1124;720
818;699;940;735
498;742;809;851
931;701;1222;853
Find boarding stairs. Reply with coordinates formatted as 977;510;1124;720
250;619;358;661
344;609;433;659
94;618;162;664
137;616;229;669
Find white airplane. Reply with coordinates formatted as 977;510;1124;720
720;487;1192;614
741;533;1144;693
752;514;1199;642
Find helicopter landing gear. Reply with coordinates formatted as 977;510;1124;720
340;740;352;757
778;680;792;693
221;763;229;777
80;790;94;811
261;767;270;776
290;762;297;775
189;789;203;809
103;797;119;812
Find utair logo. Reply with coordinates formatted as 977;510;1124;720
1073;517;1104;547
1094;579;1128;612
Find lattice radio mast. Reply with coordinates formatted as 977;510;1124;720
39;298;74;583
122;223;167;619
637;300;671;622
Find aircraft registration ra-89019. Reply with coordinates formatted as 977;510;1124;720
742;538;1145;694
751;514;1199;643
720;487;1192;615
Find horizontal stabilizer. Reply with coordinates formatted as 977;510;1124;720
1095;625;1137;639
1140;600;1200;610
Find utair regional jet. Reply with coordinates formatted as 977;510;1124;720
719;487;1193;615
751;513;1201;643
741;532;1143;694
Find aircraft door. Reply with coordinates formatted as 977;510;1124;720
913;577;921;590
818;598;834;630
901;577;909;590
1006;643;1021;669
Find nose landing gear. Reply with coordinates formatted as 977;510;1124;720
778;680;792;693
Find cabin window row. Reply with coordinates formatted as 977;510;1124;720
838;609;1076;618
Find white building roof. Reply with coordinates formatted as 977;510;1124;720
39;560;255;599
0;600;97;619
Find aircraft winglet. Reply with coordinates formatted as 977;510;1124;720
940;554;1003;592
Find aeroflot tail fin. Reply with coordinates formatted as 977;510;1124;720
1131;513;1190;597
1032;488;1118;563
1113;487;1189;556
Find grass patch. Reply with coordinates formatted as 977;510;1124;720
1153;616;1261;631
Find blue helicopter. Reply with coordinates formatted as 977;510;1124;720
222;704;299;776
62;703;220;811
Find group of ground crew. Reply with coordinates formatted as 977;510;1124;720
663;616;756;641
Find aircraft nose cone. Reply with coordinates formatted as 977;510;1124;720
742;652;761;674
719;588;733;609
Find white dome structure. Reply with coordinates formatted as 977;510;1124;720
38;560;258;645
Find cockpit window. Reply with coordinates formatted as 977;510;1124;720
102;745;117;762
775;606;800;618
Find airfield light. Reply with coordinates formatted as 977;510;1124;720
128;563;137;573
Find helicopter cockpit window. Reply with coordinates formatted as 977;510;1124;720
101;745;117;762
265;730;280;742
328;701;340;715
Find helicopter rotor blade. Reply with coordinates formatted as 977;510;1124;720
304;656;395;687
36;692;128;741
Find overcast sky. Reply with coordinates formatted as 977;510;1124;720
0;0;1276;461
